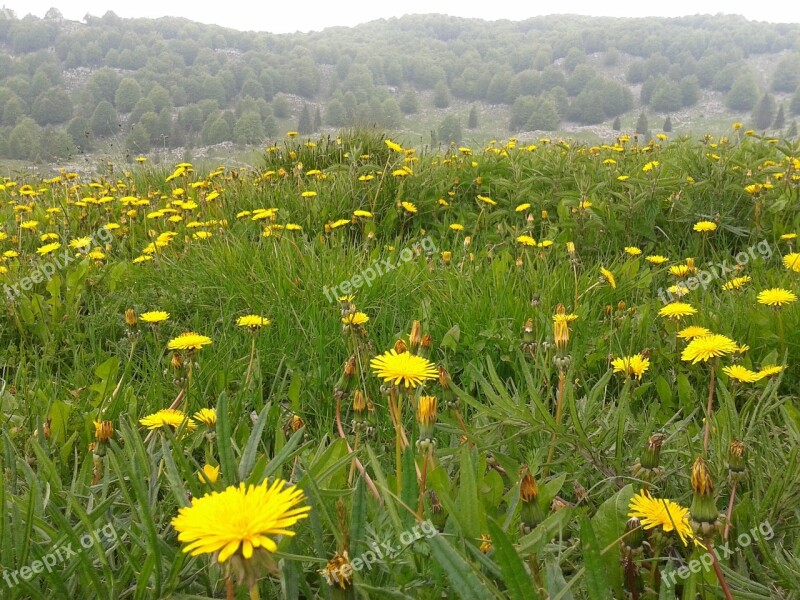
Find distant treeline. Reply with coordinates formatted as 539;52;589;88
1;10;799;161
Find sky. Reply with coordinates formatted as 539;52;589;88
4;0;799;33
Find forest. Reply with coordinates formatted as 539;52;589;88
1;9;800;161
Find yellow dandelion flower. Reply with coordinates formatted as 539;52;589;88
782;253;800;272
611;354;650;379
645;255;669;265
477;195;496;206
515;203;531;212
625;247;642;256
193;408;217;426
36;242;62;256
722;365;759;383
516;235;536;247
342;312;369;326
140;408;196;431
677;326;711;340
600;266;616;288
681;334;738;364
171;478;311;562
167;332;213;351
449;224;464;231
722;276;751;291
370;350;438;389
401;201;417;214
140;311;169;324
628;489;696;547
755;365;783;379
198;464;220;484
658;302;697;320
237;315;271;330
757;288;797;307
693;221;717;233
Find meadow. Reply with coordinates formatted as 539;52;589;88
1;127;799;599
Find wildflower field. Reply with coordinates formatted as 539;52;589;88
1;128;800;599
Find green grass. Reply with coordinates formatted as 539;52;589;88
1;129;800;598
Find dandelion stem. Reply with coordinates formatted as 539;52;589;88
723;480;738;542
417;452;428;520
334;393;380;502
226;578;234;600
703;359;717;453
249;583;260;600
707;539;735;600
244;335;257;388
544;368;566;478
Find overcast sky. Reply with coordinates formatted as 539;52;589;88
4;1;798;33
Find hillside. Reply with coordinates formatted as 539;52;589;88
1;10;800;165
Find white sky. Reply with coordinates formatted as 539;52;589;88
3;1;798;33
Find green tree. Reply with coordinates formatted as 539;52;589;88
91;100;119;137
612;116;621;130
147;84;172;113
2;95;25;126
663;116;673;132
8;118;41;160
234;110;265;144
201;113;232;145
650;79;683;112
773;104;786;130
635;111;649;134
40;128;76;161
726;74;759;111
438;115;462;144
771;54;800;93
787;120;798;137
115;77;142;113
67;116;92;152
433;81;450;108
752;93;776;129
32;88;73;125
125;123;150;154
399;89;419;115
381;99;402;128
510;96;538;130
314;106;322;130
88;68;121;105
680;76;700;107
467;105;478;129
325;99;347;127
790;86;800;116
273;94;291;119
129;98;155;127
179;104;204;133
297;104;312;134
525;96;560;131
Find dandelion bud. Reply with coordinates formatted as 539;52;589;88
553;304;570;352
479;534;492;553
728;439;746;477
125;308;137;327
519;466;545;531
690;456;719;532
617;300;626;312
622;517;645;553
463;236;471;248
171;352;184;370
441;250;452;265
416;395;438;441
291;414;305;432
393;339;407;354
631;433;665;482
522;318;535;344
604;304;613;317
352;390;367;414
566;241;576;257
409;320;422;352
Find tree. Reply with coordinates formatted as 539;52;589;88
147;85;172;113
399;89;419;115
325;99;347;127
726;74;759;111
787;120;798;138
297;104;312;135
433;81;450;108
438;115;461;144
201;113;232;145
272;94;291;119
40;128;76;161
510;96;538;130
467;105;478;129
67;116;92;152
612;116;621;131
234;111;265;144
771;54;800;93
115;78;142;113
32;88;73;125
313;106;322;131
773;104;786;130
91;100;119;138
663;116;673;132
790;85;800;117
2;95;25;127
526;96;560;131
635;112;649;135
125;123;150;154
752;93;776;130
680;76;700;108
381;99;402;128
650;79;683;112
8;118;41;161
